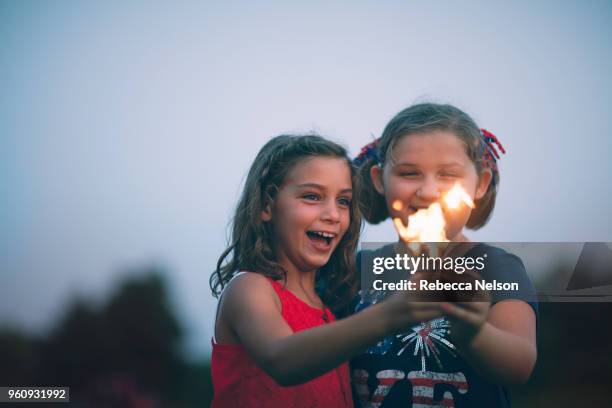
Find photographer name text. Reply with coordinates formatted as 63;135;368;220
372;279;519;291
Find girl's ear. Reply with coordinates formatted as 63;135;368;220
475;169;493;200
370;164;385;195
261;202;272;222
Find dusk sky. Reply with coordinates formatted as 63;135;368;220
2;0;611;358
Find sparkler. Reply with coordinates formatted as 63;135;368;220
387;183;477;371
392;182;476;255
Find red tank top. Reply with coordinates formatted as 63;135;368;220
211;276;353;408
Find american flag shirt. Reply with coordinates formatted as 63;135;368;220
350;243;537;408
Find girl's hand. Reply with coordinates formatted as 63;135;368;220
436;263;492;347
381;270;445;334
442;299;491;348
378;243;448;334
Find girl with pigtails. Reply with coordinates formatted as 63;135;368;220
351;103;538;408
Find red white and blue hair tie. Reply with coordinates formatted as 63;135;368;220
480;128;506;184
353;138;380;166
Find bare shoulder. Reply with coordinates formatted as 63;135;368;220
224;271;275;297
222;272;281;314
215;272;283;344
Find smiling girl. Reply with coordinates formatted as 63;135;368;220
352;103;538;407
210;134;448;407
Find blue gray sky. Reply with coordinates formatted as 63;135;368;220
1;0;611;358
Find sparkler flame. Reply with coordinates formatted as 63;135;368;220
443;182;475;210
392;182;475;244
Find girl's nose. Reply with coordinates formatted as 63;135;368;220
416;178;441;201
322;200;341;223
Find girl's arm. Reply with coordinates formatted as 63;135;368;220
442;299;537;385
219;272;443;386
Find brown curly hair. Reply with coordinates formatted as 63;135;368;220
210;134;362;314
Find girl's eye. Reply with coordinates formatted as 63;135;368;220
302;193;320;201
337;197;351;207
440;173;459;179
400;172;420;178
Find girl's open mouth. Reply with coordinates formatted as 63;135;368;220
306;231;337;248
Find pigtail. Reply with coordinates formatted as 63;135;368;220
354;139;389;224
480;128;505;185
466;128;506;230
467;188;496;230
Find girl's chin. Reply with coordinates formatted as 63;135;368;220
300;252;334;271
307;252;333;266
